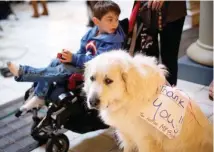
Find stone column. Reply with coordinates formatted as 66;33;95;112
187;1;213;67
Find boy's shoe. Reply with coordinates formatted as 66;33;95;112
20;96;45;112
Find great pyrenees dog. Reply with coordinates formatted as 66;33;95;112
83;50;213;152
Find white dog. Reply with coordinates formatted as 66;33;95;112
83;50;213;152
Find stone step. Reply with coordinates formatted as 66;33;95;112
178;55;213;86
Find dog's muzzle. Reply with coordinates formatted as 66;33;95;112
88;93;100;108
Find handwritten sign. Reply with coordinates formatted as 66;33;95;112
140;85;190;139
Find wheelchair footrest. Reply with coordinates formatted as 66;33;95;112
15;110;22;117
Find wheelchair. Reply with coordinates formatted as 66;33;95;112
15;73;109;152
14;18;130;152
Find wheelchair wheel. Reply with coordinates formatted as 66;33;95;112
46;134;69;152
31;117;49;145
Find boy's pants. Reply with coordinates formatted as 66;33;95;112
15;59;83;98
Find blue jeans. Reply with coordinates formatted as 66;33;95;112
15;59;83;98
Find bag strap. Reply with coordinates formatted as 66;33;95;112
128;1;141;33
128;1;141;56
129;23;137;56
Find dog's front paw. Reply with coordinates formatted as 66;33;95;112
123;147;137;152
123;148;131;152
116;131;136;152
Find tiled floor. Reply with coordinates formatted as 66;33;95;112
0;1;212;152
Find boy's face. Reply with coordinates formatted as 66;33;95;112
93;11;119;34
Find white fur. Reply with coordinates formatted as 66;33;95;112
84;50;213;152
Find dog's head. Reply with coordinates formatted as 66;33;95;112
83;50;167;112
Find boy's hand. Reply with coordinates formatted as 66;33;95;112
60;49;72;63
148;0;164;10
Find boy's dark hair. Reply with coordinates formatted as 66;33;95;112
93;1;121;20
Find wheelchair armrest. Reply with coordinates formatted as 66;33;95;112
58;91;78;105
68;73;84;90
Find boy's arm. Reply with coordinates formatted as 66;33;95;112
60;28;94;63
59;43;86;63
71;43;122;68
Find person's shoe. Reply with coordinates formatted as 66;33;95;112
41;11;48;16
32;14;39;18
7;61;19;77
20;96;45;112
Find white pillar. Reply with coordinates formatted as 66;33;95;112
187;1;213;67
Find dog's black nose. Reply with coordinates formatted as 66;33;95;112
89;95;100;108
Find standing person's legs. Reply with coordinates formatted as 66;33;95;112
160;17;185;86
31;0;39;18
40;0;48;15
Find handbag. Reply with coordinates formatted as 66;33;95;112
130;1;167;54
126;1;167;55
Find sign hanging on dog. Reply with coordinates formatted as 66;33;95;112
140;85;190;139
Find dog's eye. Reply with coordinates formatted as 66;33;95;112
90;76;95;81
104;78;113;85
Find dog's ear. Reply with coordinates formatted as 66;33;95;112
121;64;147;100
135;54;167;99
121;54;167;102
133;54;168;78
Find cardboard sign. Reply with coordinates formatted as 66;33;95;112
140;85;190;139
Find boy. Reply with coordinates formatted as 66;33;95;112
8;1;125;112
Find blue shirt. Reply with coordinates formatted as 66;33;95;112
71;25;125;68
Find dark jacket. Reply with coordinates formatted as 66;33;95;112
165;1;187;23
